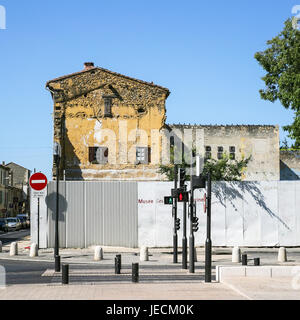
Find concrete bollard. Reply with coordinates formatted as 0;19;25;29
278;247;287;262
94;246;103;261
140;246;149;261
232;246;241;263
0;241;2;253
29;243;38;257
194;247;197;262
10;242;18;256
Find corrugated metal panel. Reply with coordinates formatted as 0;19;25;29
66;182;85;248
103;182;120;246
47;181;66;248
85;182;105;247
45;181;138;248
119;182;138;247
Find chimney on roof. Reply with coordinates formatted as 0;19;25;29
84;62;95;70
2;161;5;166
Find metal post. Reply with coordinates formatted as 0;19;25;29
132;263;139;283
205;172;212;282
54;158;60;272
62;264;69;284
242;254;248;265
189;190;195;273
173;165;178;263
37;198;40;250
115;255;121;274
182;184;187;269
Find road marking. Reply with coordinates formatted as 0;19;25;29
221;279;253;300
31;180;46;184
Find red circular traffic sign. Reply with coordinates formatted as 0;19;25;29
30;173;48;191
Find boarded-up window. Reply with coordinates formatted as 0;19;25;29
136;147;150;164
217;146;223;160
89;147;108;164
104;98;112;117
229;146;235;160
205;146;212;160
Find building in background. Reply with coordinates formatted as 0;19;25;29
0;162;31;217
0;164;10;216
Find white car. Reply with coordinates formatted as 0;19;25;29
5;218;22;232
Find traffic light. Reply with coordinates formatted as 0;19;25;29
192;216;199;232
177;191;188;202
175;218;180;230
179;168;186;188
164;196;173;205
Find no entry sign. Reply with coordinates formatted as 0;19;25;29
30;173;48;194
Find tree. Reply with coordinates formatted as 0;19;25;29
158;151;251;181
254;18;300;148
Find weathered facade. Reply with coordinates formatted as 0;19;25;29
46;63;281;181
168;124;280;181
46;63;170;180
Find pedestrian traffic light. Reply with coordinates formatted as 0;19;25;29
164;196;173;205
192;216;199;232
177;191;188;202
179;168;186;188
175;218;180;230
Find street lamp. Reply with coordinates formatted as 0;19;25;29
53;141;61;272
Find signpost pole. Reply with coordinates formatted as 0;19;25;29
37;198;40;250
205;171;212;282
182;184;187;269
173;165;178;264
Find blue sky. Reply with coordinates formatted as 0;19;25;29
0;0;298;179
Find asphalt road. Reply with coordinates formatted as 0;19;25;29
0;229;30;244
0;259;53;285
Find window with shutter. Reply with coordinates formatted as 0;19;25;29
104;98;112;117
217;146;223;160
205;146;212;160
88;147;108;164
229;146;235;160
136;147;150;164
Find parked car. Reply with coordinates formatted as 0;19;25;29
17;216;27;229
4;217;22;232
16;214;30;228
0;218;7;232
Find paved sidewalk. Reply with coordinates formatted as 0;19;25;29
221;277;300;300
0;282;245;300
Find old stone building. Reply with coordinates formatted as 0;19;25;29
46;62;281;181
46;62;170;180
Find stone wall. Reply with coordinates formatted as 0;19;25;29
169;124;280;181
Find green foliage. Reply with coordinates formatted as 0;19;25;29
254;18;300;148
159;153;251;181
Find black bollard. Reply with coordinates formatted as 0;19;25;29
242;254;247;265
55;255;61;272
116;254;121;269
254;258;260;266
62;264;69;285
115;256;121;274
132;263;139;283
